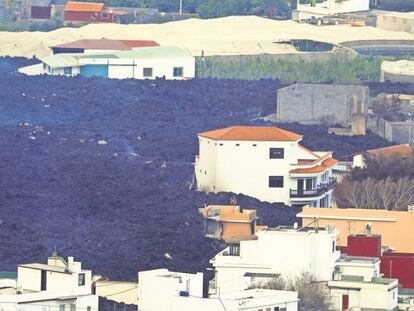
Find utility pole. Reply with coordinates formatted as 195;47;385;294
409;112;412;146
179;0;183;15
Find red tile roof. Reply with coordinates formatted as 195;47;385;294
290;158;338;174
120;40;159;48
65;1;105;12
198;126;303;141
51;38;159;51
366;144;413;158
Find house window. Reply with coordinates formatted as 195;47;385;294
87;307;91;311
173;67;183;77
101;12;109;19
274;308;279;311
229;244;240;256
236;144;240;146
269;176;283;188
78;273;85;286
70;304;76;311
143;67;153;78
269;148;284;159
332;241;335;253
43;63;46;70
59;305;65;311
63;67;72;75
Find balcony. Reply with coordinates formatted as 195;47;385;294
290;177;336;199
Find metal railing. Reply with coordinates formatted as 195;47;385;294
290;178;336;199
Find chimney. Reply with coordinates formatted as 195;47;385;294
366;223;372;237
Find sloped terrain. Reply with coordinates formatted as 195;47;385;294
0;58;402;281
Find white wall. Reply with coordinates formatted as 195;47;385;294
296;0;369;18
195;137;335;206
138;269;203;311
170;290;298;311
107;57;195;80
0;293;98;311
330;282;397;311
213;229;339;293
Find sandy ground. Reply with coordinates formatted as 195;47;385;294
2;16;414;58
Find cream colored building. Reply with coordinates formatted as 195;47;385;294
377;11;414;34
138;268;298;311
195;126;337;207
210;225;340;294
293;0;370;21
381;60;414;83
298;206;414;252
0;256;98;311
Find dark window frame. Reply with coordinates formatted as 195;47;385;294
173;67;184;77
269;176;284;188
143;67;153;78
269;148;284;159
78;273;86;286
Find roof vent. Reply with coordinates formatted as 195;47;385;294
366;223;372;237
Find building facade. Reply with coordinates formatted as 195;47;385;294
0;256;98;311
195;126;337;207
18;46;195;80
276;83;369;127
298;206;414;253
138;269;298;311
64;1;127;23
198;205;264;243
210;225;340;294
293;0;370;21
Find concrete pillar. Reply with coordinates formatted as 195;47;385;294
352;113;366;135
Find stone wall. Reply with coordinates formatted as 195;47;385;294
276;83;369;126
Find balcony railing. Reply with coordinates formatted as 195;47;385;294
290;178;336;199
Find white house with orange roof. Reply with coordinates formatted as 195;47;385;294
194;126;337;207
353;144;413;168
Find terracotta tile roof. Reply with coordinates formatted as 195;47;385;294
198;126;303;141
51;39;159;51
366;144;413;158
65;1;105;12
290;157;338;174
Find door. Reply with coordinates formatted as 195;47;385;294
297;179;304;193
342;294;349;310
305;178;313;190
41;270;47;291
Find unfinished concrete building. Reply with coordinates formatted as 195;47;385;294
276;83;369;133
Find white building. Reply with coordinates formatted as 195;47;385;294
18;46;195;80
195;126;337;207
138;269;298;311
0;256;99;311
329;256;398;311
210;225;340;294
293;0;370;21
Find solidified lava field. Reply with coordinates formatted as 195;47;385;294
0;58;409;281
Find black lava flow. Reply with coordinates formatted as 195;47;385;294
0;57;409;281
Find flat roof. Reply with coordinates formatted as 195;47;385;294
39;54;78;68
337;255;380;264
216;289;298;300
113;46;191;59
19;263;72;274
